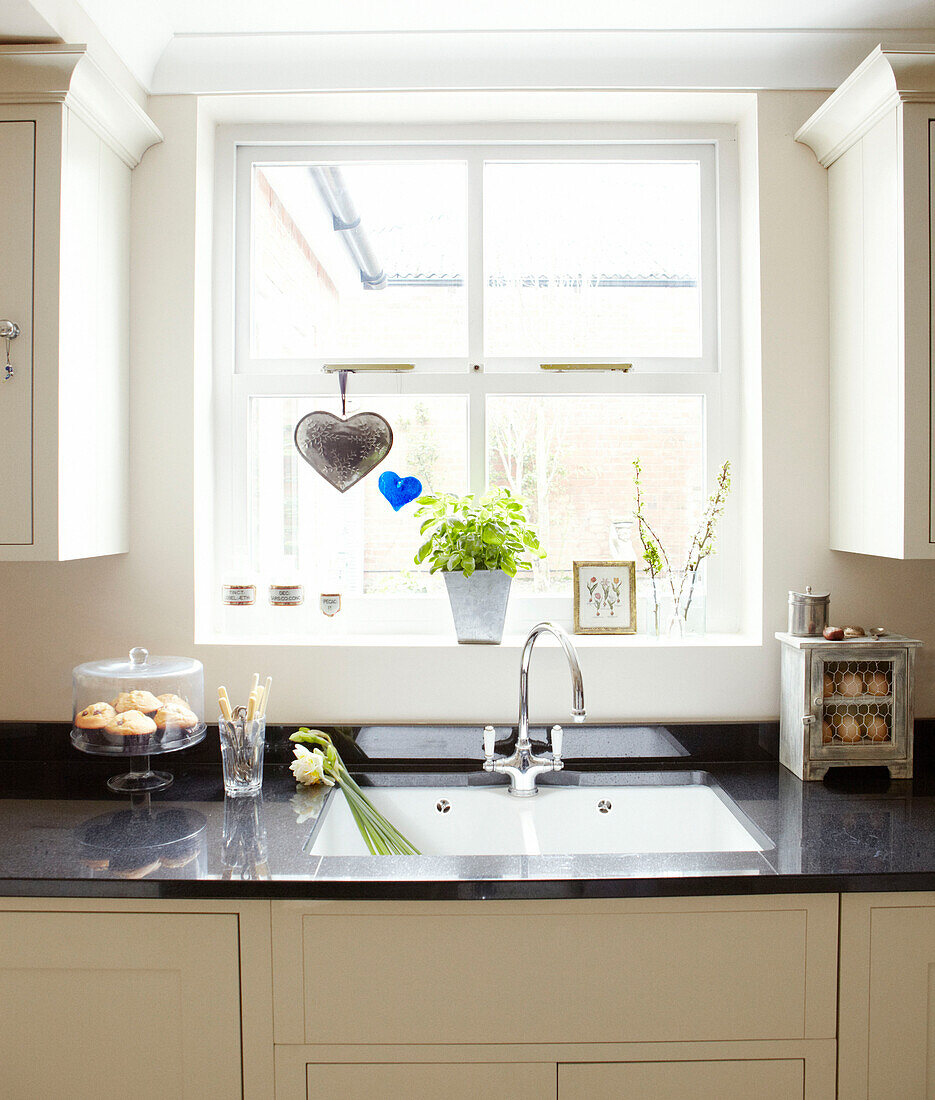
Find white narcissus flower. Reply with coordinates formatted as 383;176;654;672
290;786;326;823
290;744;335;787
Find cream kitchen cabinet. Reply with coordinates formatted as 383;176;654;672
0;891;868;1099
0;898;274;1100
272;896;839;1099
294;1061;555;1099
0;46;160;560
558;1053;833;1099
839;891;935;1099
796;46;935;559
275;1047;836;1100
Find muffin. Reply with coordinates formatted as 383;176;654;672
112;690;161;716
80;857;110;870
75;702;116;730
154;705;198;734
160;846;200;870
157;693;189;710
103;709;157;745
112;859;161;880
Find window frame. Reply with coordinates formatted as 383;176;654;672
210;124;742;640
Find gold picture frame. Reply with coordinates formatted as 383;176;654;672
573;560;638;635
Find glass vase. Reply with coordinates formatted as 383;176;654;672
657;571;706;638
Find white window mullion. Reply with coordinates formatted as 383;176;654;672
467;151;487;494
467;151;485;366
469;385;487;496
234;146;254;374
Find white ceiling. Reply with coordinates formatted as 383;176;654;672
5;0;935;94
76;0;935;35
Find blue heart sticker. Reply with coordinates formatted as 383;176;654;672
378;471;423;511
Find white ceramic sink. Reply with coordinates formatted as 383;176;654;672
307;783;766;857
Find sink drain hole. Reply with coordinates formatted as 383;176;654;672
436;799;451;814
597;799;612;813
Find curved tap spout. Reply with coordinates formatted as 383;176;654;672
518;622;586;749
483;622;586;796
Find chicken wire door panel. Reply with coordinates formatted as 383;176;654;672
809;648;908;763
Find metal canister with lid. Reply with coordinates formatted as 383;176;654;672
788;587;830;636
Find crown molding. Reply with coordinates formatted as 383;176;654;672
150;28;935;97
795;44;935;166
0;44;162;167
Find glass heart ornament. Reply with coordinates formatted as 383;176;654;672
378;471;423;511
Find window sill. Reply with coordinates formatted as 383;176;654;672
196;630;762;649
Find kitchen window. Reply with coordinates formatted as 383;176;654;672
212;134;740;640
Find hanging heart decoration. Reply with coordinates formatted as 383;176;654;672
378;471;423;511
294;411;393;494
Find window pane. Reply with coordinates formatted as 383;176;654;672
249;395;468;593
486;394;704;593
252;162;468;359
484;161;702;358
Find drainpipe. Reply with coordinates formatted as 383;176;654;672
309;165;386;290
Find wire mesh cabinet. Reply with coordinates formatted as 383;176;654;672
776;632;922;781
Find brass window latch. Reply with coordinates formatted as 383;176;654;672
539;362;632;372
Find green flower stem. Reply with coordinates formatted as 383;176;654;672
352;796;418;856
345;795;379;854
291;728;420;855
339;770;409;838
345;776;419;854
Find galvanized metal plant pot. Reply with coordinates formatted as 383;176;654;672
443;570;512;644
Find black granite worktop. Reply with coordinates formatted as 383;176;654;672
2;721;935;900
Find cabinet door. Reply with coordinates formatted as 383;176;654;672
0;119;34;545
559;1059;803;1099
930;118;935;545
810;648;907;764
303;1062;554;1100
840;892;935;1098
0;910;243;1099
273;896;838;1046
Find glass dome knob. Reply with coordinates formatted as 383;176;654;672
129;647;149;667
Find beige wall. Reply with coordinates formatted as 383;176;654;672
1;91;934;724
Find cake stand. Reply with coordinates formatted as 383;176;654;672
70;723;207;793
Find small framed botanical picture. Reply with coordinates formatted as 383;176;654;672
573;561;637;634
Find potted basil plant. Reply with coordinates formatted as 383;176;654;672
413;488;545;644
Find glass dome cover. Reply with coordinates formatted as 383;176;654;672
71;647;206;758
74;646;203;687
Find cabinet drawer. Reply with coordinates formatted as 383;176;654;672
559;1059;803;1099
272;896;837;1046
303;1062;554;1100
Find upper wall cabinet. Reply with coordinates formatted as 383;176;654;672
0;46;161;560
797;46;935;559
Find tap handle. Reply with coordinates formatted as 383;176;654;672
483;725;496;760
550;724;563;761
